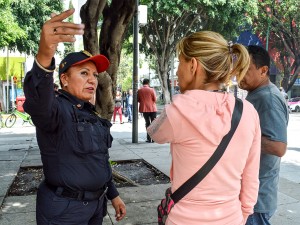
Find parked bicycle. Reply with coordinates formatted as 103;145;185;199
5;109;34;128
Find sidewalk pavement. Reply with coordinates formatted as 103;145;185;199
0;111;300;225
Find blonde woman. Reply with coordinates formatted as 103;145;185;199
148;31;261;225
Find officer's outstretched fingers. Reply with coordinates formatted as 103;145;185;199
37;9;84;69
111;196;126;221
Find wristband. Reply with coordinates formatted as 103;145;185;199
34;57;55;73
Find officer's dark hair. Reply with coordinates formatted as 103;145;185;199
143;78;150;85
247;45;270;76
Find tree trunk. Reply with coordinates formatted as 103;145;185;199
156;53;172;104
158;70;171;104
287;65;300;92
80;0;135;120
99;0;135;118
279;54;291;92
80;0;107;55
95;72;114;120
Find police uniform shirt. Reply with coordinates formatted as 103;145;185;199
23;59;119;200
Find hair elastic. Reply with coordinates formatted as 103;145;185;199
228;41;233;54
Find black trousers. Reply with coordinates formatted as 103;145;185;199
36;181;107;225
143;112;157;141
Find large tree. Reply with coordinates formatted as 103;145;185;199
80;0;136;119
9;0;63;55
139;0;258;103
80;0;258;115
254;0;300;92
0;0;25;49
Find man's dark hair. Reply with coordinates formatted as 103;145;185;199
247;45;270;76
143;78;150;85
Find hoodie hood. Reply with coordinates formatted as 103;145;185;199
166;90;234;145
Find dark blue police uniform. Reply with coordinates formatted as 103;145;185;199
23;59;119;225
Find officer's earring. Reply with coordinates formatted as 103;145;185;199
64;83;68;87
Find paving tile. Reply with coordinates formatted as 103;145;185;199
0;211;36;225
1;195;36;214
107;200;159;225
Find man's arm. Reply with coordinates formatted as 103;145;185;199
151;88;156;102
261;136;287;157
137;90;140;103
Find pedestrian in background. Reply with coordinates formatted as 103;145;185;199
138;78;157;143
126;89;133;123
113;90;124;124
23;9;126;225
122;90;127;110
239;45;289;225
148;31;261;224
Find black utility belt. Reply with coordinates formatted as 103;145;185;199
46;183;108;201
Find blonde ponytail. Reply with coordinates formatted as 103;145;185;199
176;31;250;86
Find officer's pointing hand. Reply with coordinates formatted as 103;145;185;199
36;9;85;69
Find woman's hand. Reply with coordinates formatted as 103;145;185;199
36;9;85;68
111;196;126;221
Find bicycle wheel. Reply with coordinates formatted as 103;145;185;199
5;114;17;128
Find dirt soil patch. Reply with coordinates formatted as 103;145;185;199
111;160;170;187
8;160;170;196
8;167;44;196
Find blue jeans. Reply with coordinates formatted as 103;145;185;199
245;212;273;225
127;104;132;122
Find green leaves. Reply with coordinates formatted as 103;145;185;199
0;0;26;48
253;0;300;91
1;0;63;54
136;0;260;103
118;52;133;91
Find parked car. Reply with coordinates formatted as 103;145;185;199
288;97;300;112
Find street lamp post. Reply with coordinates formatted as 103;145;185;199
132;2;147;143
6;47;9;113
132;0;139;143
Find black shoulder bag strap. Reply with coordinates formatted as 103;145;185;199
171;98;243;203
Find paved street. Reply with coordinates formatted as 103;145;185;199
272;113;300;224
0;112;299;224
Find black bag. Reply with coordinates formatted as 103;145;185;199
157;98;243;225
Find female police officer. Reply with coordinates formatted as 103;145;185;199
23;9;126;225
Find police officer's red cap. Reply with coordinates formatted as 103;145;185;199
59;50;110;76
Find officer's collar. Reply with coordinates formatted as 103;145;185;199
58;89;95;110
